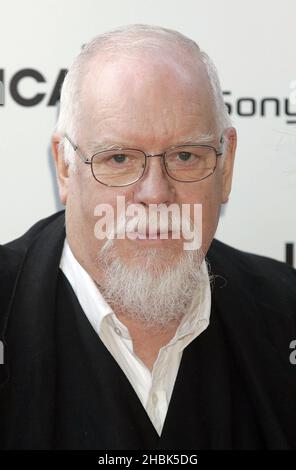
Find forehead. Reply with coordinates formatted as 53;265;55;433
79;51;215;149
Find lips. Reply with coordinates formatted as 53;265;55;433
126;229;173;239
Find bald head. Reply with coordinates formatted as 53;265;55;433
56;24;230;165
80;49;218;154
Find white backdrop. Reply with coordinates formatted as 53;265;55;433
0;0;295;265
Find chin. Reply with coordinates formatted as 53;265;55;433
119;243;183;270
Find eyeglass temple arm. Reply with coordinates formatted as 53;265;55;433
217;135;225;156
64;134;91;164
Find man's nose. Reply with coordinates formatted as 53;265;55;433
132;156;176;206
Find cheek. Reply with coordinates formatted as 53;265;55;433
200;182;222;252
81;182;131;235
175;180;221;252
176;178;221;212
67;171;110;238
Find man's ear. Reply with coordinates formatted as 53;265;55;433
51;133;69;205
220;127;237;204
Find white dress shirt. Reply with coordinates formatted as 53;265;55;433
59;239;211;436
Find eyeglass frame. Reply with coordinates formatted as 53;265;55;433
64;133;225;187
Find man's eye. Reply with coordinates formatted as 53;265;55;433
177;152;193;161
112;154;128;163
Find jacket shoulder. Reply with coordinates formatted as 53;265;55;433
3;210;65;256
209;238;296;322
0;211;65;328
210;237;296;279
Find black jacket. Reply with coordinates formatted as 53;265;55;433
0;210;296;449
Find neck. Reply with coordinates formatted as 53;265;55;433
115;310;181;371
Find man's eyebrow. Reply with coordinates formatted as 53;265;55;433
88;141;129;154
179;132;216;146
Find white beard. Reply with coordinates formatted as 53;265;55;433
96;243;208;330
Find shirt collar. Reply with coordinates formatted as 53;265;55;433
59;239;113;336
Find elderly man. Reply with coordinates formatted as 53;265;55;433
0;25;295;450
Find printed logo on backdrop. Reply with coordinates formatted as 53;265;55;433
223;82;296;125
0;78;3;105
1;68;296;122
0;69;67;106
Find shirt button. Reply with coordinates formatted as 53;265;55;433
114;327;122;336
